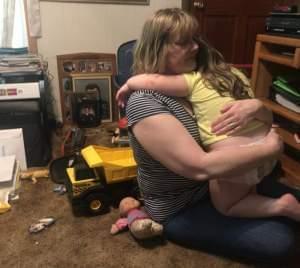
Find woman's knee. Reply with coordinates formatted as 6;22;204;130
222;220;296;263
163;206;296;263
256;222;296;261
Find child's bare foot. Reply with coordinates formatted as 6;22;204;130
276;193;300;221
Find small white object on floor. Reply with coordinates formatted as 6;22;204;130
29;217;56;234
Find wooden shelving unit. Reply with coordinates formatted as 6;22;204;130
262;98;300;123
251;34;300;186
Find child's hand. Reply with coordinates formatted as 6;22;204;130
116;83;131;108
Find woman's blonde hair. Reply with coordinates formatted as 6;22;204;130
134;8;250;99
133;8;198;74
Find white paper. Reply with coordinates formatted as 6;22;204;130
0;129;27;170
0;155;16;182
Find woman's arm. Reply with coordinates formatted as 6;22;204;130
211;99;273;136
116;74;188;107
132;113;282;182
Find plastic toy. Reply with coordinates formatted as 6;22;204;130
29;217;56;234
111;117;129;146
64;145;138;216
110;196;163;239
20;168;49;183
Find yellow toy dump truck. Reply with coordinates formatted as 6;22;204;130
64;145;138;216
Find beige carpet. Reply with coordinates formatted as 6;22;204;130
0;124;299;267
0;178;259;268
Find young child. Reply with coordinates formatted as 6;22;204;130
116;42;300;220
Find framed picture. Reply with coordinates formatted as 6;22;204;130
96;61;113;72
63;78;72;91
72;74;113;122
40;0;149;5
63;61;76;72
57;53;116;124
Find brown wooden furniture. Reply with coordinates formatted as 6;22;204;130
57;53;116;125
188;0;298;64
251;34;300;187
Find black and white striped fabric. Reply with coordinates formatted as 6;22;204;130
127;91;209;223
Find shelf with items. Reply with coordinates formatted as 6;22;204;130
254;34;300;68
262;98;300;124
57;53;116;125
251;34;300;186
258;53;298;68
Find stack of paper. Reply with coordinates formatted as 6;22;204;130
275;94;300;113
0;54;46;74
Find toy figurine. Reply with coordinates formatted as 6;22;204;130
110;197;163;239
20;168;49;184
111;117;129;146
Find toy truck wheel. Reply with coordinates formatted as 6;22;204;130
84;193;110;215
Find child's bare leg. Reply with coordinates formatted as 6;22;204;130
209;179;300;221
209;179;252;216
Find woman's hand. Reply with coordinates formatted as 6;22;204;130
211;99;262;135
116;83;131;108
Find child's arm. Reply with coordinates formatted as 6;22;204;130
116;74;188;107
127;74;188;96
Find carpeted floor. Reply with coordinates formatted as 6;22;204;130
0;124;299;268
0;178;258;268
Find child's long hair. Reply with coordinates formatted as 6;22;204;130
196;37;251;99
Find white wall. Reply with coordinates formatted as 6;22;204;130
38;0;181;121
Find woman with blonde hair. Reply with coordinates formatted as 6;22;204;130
117;15;300;221
120;8;298;264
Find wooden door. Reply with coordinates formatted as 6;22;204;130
189;0;280;64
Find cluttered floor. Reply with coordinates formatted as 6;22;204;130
0;123;300;268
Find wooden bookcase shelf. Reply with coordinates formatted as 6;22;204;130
262;98;300;124
258;52;297;68
276;127;300;151
251;34;300;186
280;154;300;188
